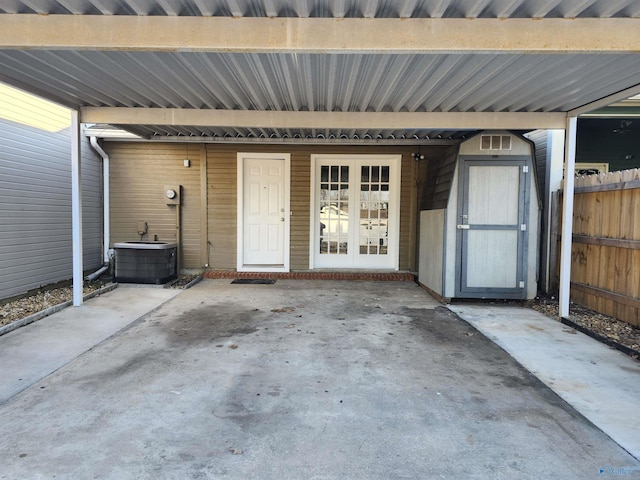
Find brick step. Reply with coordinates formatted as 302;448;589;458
203;271;415;282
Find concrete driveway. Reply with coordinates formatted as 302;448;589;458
0;279;637;479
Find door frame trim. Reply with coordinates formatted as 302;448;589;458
309;154;401;270
455;156;530;299
237;152;291;272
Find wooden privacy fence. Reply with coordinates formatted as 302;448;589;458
558;168;640;327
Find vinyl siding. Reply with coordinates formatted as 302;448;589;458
107;143;203;269
419;146;459;211
0;115;103;300
108;142;444;273
206;144;423;272
206;144;237;270
525;129;548;202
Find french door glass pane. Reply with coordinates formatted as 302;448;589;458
320;165;349;255
359;163;390;255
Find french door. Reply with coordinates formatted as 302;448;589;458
311;155;401;269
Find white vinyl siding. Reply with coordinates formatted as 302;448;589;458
0;107;102;300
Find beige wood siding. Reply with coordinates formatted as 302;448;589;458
110;142;440;273
107;142;202;269
206;144;237;270
290;151;311;270
205;144;422;271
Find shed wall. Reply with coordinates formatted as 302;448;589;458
441;132;539;299
458;132;532;156
418;209;445;295
0;116;102;300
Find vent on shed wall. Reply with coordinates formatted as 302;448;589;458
480;135;512;151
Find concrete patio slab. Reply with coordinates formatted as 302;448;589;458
449;303;640;462
0;285;180;403
0;280;638;479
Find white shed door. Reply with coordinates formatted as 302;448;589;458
456;159;528;298
238;154;289;270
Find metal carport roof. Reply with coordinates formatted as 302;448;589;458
0;0;639;142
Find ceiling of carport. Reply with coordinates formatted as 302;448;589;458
2;0;639;18
0;0;639;142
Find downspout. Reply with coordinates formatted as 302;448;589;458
89;135;111;265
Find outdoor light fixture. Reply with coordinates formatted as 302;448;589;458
412;153;425;161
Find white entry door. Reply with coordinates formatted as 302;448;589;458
237;153;290;272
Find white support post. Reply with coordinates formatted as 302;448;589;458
559;117;577;319
71;110;83;306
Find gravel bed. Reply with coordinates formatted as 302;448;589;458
0;275;200;329
0;281;107;328
528;293;640;359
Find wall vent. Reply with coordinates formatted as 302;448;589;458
480;135;512;151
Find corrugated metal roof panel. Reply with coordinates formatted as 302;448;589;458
1;0;639;17
1;51;639;114
110;124;472;142
1;2;639;141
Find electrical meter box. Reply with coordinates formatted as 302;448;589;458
164;185;181;205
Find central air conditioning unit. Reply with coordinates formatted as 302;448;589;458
113;242;178;284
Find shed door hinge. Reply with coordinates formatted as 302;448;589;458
519;281;525;289
520;224;527;231
523;165;529;173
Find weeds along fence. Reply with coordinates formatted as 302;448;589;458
557;168;640;327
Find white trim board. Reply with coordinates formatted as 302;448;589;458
237;152;291;273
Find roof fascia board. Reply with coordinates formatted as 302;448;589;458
568;84;640;117
80;107;566;130
580;107;640;118
2;15;639;54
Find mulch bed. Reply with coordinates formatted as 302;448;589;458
528;293;640;360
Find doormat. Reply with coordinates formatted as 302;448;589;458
231;279;276;285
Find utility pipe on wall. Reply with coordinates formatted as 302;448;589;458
176;203;181;273
89;135;111;264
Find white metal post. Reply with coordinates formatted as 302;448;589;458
559;117;577;318
71;110;83;306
